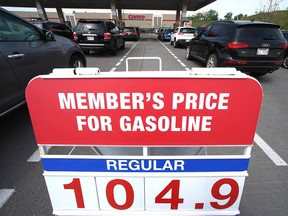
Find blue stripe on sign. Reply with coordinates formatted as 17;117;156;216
42;158;249;172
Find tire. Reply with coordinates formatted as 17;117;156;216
185;46;192;60
283;55;288;69
206;54;218;68
120;40;125;50
69;55;85;68
110;41;117;55
173;39;179;48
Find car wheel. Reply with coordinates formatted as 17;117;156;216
185;46;193;60
69;55;85;68
283;56;288;69
173;39;179;48
206;54;218;68
120;40;125;50
110;41;118;55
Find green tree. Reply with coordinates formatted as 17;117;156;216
224;12;233;20
204;9;219;20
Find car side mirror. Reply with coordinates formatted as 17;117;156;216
43;30;55;41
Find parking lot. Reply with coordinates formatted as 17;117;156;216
1;33;288;216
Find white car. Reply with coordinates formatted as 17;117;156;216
170;27;196;48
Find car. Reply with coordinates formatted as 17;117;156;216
281;30;288;69
73;19;125;55
121;27;139;41
170;26;196;48
157;28;165;39
159;28;174;41
0;8;86;117
30;20;74;40
185;20;287;76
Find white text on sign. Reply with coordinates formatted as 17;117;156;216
58;92;230;132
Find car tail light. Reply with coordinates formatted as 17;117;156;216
227;42;249;49
131;31;137;35
104;33;111;39
279;43;288;49
274;61;283;65
178;32;184;35
224;60;248;65
73;32;78;40
122;32;127;35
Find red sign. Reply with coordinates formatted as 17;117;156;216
128;15;145;20
26;76;262;146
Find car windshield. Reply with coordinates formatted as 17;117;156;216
236;26;284;40
75;21;105;32
165;29;173;33
180;28;195;33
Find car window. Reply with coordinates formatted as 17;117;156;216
165;29;173;33
236;26;284;40
282;32;288;40
0;10;41;41
75;21;105;33
200;25;212;37
180;28;195;33
49;23;72;33
123;27;135;32
207;24;222;37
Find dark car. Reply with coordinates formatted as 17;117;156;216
121;27;139;41
30;20;74;40
281;30;288;69
0;8;86;117
186;20;287;76
73;19;125;55
159;28;174;41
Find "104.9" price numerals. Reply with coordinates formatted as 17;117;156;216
44;176;245;212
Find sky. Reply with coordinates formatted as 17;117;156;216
196;0;288;19
3;0;288;19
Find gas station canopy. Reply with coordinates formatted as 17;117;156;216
1;0;215;11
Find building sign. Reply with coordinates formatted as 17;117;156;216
128;14;145;20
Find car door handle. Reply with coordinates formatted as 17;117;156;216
8;53;25;59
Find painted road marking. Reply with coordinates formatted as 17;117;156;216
254;133;287;166
160;41;190;71
0;189;15;208
109;40;140;72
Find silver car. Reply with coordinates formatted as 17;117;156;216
0;8;86;116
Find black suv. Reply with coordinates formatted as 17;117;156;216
30;20;74;40
186;20;287;76
74;19;125;54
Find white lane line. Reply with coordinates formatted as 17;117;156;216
160;41;189;71
0;189;15;208
109;40;140;72
254;133;288;166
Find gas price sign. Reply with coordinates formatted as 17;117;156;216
43;156;248;215
26;72;262;146
25;70;263;216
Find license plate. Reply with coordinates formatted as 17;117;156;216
257;48;269;55
186;39;190;42
87;36;94;41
